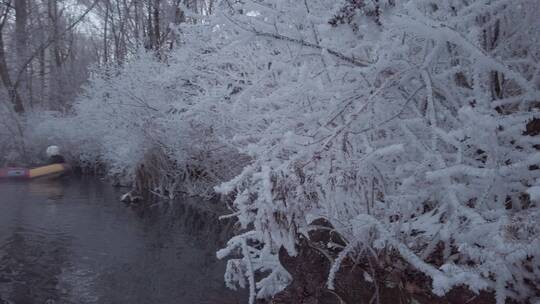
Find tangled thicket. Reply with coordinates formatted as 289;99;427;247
5;0;539;303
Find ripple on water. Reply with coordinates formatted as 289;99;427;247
0;179;245;304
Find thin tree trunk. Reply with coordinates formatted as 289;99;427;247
134;0;141;47
0;32;25;113
39;37;46;105
48;0;62;108
146;0;154;50
153;0;161;52
103;0;109;64
15;0;29;105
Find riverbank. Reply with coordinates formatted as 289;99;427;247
270;219;506;304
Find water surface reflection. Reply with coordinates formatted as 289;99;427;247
0;178;243;304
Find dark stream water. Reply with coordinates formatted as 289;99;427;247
0;178;244;304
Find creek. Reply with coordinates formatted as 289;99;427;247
0;178;243;304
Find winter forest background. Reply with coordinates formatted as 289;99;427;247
0;0;539;303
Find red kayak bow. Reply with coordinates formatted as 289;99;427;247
0;167;30;179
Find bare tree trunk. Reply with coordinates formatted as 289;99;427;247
38;31;47;105
15;0;28;62
0;5;23;113
0;31;25;113
115;0;127;64
146;0;154;50
134;0;142;47
153;0;161;52
48;0;62;109
27;55;33;109
103;0;109;64
15;0;29;106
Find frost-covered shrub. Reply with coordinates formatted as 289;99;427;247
32;43;247;196
215;0;540;303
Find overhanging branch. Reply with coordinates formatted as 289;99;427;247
222;12;370;68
